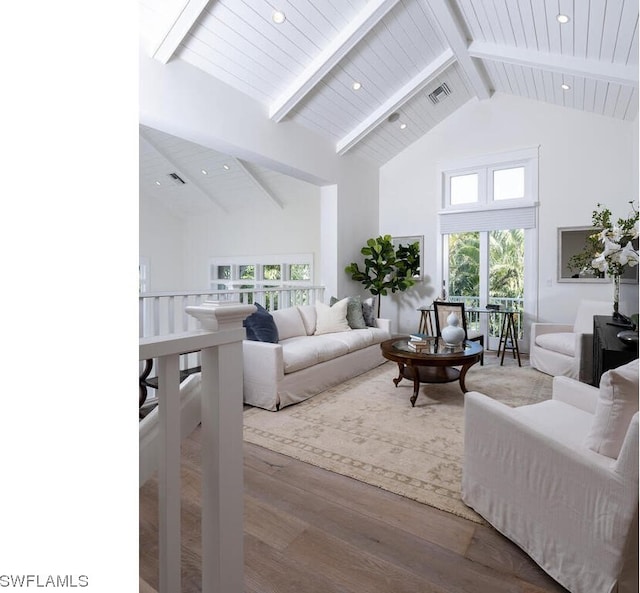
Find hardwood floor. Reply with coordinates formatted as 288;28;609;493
139;421;569;593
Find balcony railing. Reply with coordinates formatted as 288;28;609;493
139;285;325;338
449;295;524;339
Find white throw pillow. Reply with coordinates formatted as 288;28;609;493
271;307;307;340
585;359;639;459
314;298;351;335
297;304;317;336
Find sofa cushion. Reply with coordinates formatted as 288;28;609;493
280;335;350;373
535;332;575;357
243;303;279;343
297;304;317;336
272;307;307;340
330;295;367;329
514;400;594;450
315;299;351;335
585;360;639;459
330;328;375;352
362;297;376;327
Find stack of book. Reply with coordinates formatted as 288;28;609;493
408;333;433;352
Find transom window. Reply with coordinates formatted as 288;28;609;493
209;254;313;290
443;148;535;210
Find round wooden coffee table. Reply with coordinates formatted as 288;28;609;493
380;336;483;406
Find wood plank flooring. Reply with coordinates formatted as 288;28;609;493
139;425;569;593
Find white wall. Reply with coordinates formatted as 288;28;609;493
380;92;638;334
181;181;322;289
139;191;186;291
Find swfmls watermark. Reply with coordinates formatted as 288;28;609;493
0;575;89;588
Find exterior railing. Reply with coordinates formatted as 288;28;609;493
139;303;255;593
139;285;325;338
450;295;524;338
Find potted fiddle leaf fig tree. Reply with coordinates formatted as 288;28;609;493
345;234;420;317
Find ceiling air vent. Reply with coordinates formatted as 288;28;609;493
428;83;451;104
168;172;186;185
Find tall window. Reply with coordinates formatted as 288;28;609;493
439;148;538;349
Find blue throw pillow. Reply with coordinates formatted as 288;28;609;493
243;303;279;343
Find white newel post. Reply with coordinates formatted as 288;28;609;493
187;302;256;593
140;301;255;593
186;302;255;593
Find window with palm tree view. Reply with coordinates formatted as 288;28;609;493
441;148;538;349
446;229;525;348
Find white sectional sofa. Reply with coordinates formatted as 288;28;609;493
242;301;391;411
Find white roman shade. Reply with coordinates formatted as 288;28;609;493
439;203;538;234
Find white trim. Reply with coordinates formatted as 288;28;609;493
468;41;639;89
210;253;313;266
233;158;284;209
438;146;540;172
151;0;210;64
427;0;491;100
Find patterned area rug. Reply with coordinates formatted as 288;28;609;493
243;361;552;523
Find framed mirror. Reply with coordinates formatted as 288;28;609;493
392;235;424;282
557;226;608;283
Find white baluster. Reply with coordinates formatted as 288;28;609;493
156;353;181;593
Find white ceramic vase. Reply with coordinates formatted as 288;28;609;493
441;312;465;346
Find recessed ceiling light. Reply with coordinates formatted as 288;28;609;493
557;14;570;24
352;81;362;91
399;123;407;130
154;180;161;186
201;169;208;175
272;10;286;24
223;164;230;170
561;83;571;91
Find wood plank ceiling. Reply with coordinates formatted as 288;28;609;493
140;0;638;168
139;124;316;217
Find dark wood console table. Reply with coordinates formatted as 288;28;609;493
592;315;638;386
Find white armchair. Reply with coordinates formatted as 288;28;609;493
462;360;639;593
530;299;612;382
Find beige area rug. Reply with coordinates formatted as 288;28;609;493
243;361;553;523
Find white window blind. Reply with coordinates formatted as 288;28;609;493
439;204;537;234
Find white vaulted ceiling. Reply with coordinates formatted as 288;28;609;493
139;124;318;217
140;0;638;168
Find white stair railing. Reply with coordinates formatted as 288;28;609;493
139;285;325;338
139;302;255;593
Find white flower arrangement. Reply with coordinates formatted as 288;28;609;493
589;202;639;276
569;202;639;280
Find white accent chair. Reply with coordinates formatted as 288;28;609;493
462;360;639;593
530;299;612;382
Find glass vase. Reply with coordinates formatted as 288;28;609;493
612;274;621;319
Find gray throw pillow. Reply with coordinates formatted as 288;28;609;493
361;297;376;327
330;295;367;329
